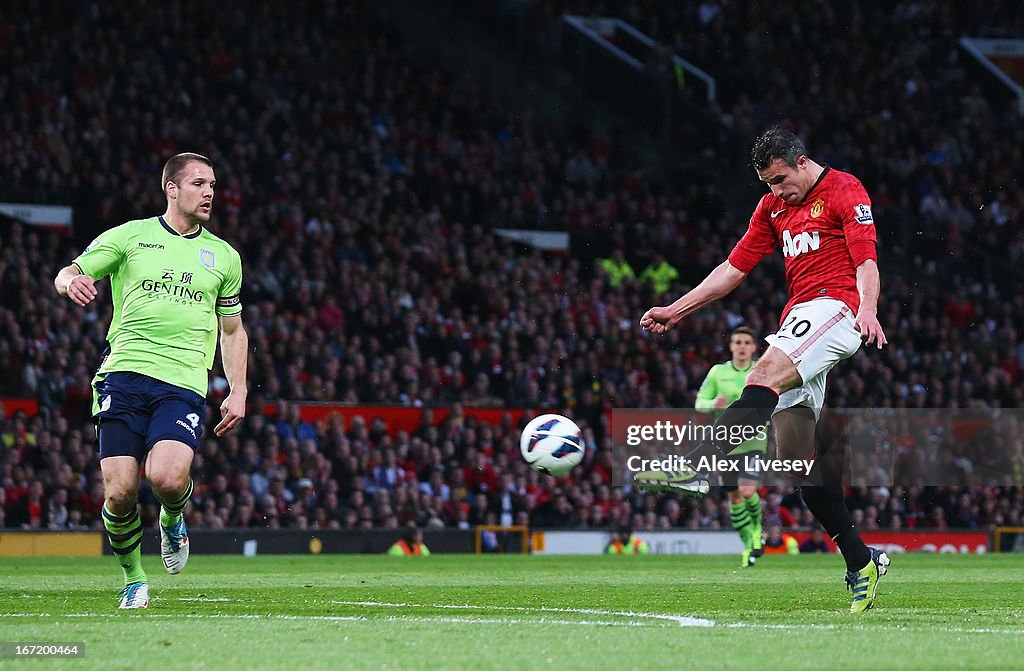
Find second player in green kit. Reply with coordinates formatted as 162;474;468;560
695;326;766;567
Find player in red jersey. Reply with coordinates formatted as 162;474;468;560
636;128;890;612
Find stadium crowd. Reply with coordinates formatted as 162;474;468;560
1;0;1022;536
526;0;1024;279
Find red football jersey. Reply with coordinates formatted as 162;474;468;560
728;167;877;322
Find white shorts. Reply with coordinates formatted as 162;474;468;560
764;298;862;419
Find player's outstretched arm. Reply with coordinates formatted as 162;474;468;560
54;265;98;306
215;313;249;437
853;259;887;349
639;260;747;335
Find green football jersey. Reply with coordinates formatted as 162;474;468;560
74;216;243;396
695;361;767;454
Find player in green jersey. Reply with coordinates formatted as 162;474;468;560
54;153;248;609
695;326;766;567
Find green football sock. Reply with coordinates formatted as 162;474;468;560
157;478;193;528
102;504;147;586
730;501;752;549
746;490;763;548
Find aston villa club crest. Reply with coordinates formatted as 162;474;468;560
200;249;216;269
810;198;825;218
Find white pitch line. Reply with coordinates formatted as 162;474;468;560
331;601;1024;636
62;613;367;622
3;609;1021;637
332;600;715;627
723;622;836;631
0;612;659;628
395;615;655;628
721;621;1024;635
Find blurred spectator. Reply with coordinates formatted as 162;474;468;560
605;525;650;555
799;528;831;554
388;525;431;556
763;525;800;555
639;253;680;295
597;249;636;288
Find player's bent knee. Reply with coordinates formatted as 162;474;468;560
744;367;771;388
100;457;140;513
104;489;138;514
148;470;190;497
146;440;195;496
747;348;802;393
746;368;793;394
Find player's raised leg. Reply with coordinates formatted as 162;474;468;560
637;349;795;491
147;439;196;575
99;438;149;609
632;464;709;496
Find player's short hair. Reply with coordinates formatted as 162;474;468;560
730;326;757;341
751;127;805;170
161;152;213;192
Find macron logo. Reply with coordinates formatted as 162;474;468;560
139;242;165;249
782;230;820;258
175;419;197;440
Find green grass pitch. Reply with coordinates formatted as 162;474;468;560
1;554;1022;670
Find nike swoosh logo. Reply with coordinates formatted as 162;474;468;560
770;209;787;218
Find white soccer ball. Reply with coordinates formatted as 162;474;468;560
520;414;585;477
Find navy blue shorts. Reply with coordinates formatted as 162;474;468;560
93;371;206;461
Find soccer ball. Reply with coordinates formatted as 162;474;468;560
520;414;585;476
